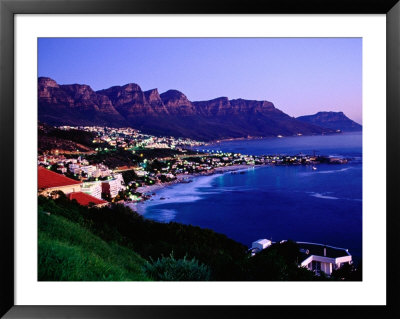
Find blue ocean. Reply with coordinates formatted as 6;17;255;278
136;132;362;260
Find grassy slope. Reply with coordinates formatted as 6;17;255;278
38;209;151;281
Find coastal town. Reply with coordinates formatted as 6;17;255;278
38;125;350;207
37;125;355;278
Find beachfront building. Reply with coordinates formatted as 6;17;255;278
81;181;103;199
101;174;125;198
38;166;82;196
297;242;353;276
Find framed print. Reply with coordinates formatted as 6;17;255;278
1;0;400;318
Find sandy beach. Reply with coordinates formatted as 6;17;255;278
135;164;258;196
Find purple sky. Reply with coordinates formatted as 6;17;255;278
38;38;362;124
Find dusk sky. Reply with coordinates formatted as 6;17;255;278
38;38;362;124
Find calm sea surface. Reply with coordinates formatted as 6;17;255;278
136;132;362;260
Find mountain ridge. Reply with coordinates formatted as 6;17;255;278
38;77;351;141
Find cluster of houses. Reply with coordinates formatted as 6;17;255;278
251;239;353;277
58;125;205;150
38;155;112;179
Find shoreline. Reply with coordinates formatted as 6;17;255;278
203;131;348;145
135;164;259;196
126;164;260;215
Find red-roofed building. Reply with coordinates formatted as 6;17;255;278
67;192;108;207
38;166;82;196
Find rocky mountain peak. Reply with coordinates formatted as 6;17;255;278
160;90;194;115
122;83;142;92
38;77;59;88
160;89;189;102
144;88;161;102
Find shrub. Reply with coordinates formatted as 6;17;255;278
144;253;211;281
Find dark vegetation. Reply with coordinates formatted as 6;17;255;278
86;148;197;169
331;262;362;281
246;241;320;281
86;149;139;168
37;194;361;281
38;123;98;154
121;170;138;185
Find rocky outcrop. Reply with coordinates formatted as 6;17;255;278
193;97;231;116
160;90;196;115
38;77;126;126
144;89;169;115
97;83;153;117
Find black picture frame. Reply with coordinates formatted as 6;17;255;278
1;0;399;318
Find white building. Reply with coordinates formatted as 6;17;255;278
81;181;103;199
57;167;67;174
68;163;81;174
251;239;272;256
101;174;125;198
297;242;353;276
94;167;111;178
134;168;148;177
80;165;97;177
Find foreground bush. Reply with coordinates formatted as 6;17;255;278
144;253;211;281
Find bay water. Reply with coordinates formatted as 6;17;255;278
136;132;362;260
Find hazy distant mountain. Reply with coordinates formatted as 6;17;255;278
38;77;334;141
296;112;362;132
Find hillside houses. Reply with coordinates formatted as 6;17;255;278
37;166;125;207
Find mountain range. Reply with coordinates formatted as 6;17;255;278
38;77;361;141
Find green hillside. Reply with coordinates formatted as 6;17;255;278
38;208;151;281
39;195;355;281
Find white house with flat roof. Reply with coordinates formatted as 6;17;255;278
297;242;352;276
250;239;272;256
